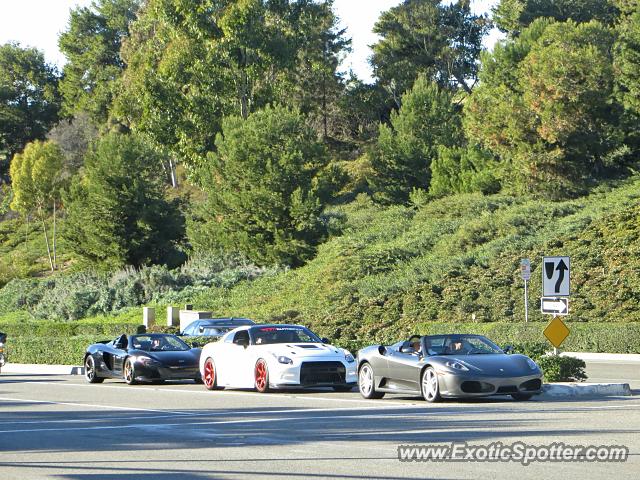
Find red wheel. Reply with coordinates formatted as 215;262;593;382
203;358;218;390
254;359;270;393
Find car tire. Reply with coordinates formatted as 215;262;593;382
511;393;533;401
203;357;220;390
123;358;137;385
358;362;384;399
84;355;104;384
421;366;441;403
254;358;270;393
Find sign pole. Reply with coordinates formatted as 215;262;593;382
524;278;529;323
552;313;558;355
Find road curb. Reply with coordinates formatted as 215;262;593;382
560;352;640;362
541;382;632;398
2;363;84;375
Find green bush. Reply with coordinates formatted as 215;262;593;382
0;321;141;338
510;340;587;382
537;355;587;382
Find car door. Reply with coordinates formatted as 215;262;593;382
217;330;253;388
111;335;129;375
385;344;422;392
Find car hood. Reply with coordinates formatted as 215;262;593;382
255;343;346;359
432;354;536;376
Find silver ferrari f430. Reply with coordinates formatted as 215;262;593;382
357;334;543;402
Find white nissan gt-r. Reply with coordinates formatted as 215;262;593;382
199;324;358;392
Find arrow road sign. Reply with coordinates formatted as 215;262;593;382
542;256;570;296
541;297;569;315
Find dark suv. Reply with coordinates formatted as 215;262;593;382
181;318;255;337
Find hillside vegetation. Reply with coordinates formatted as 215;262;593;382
182;176;640;344
2;175;638;351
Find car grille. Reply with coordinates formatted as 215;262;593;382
300;361;345;385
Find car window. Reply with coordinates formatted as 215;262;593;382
232;330;250;345
250;326;322;345
131;335;190;352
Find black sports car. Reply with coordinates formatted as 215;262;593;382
357;334;543;402
84;333;202;385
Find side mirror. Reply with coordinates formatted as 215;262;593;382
503;345;514;354
321;337;330;344
235;337;249;348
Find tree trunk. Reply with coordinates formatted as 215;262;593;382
169;157;178;188
40;208;54;272
52;198;57;270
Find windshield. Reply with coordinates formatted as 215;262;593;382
424;335;503;355
250;326;322;345
130;334;190;352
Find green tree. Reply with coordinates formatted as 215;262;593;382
116;0;332;172
371;0;490;103
9;140;64;271
465;19;627;198
429;145;500;196
47;112;99;180
369;76;461;204
0;43;60;181
493;0;619;36
58;0;140;122
615;1;640;115
63;132;185;268
283;0;351;139
196;105;328;267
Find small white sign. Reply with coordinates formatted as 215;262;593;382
520;259;531;280
542;256;570;297
541;297;569;315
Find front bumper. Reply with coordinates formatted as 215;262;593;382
438;371;543;398
135;363;200;381
270;359;358;389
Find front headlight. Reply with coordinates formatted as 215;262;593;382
526;358;539;370
344;353;355;363
135;356;161;366
445;360;469;371
277;355;293;365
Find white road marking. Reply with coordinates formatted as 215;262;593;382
31;380;422;404
0;396;195;415
0;412;428;434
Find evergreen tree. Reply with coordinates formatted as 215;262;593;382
369;76;461;204
196;105;328;267
63;132;185;268
0;43;60;181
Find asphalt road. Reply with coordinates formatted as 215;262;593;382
0;369;639;480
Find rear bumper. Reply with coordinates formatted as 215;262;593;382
439;372;543;398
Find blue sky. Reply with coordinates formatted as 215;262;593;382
0;0;500;83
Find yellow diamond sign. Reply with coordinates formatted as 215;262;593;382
544;317;570;348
